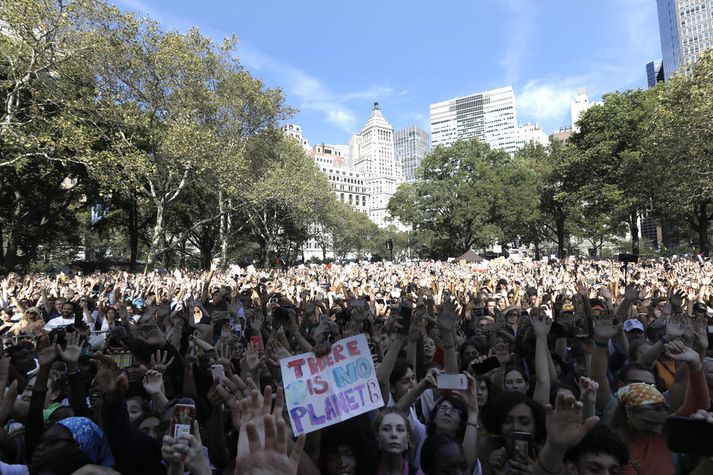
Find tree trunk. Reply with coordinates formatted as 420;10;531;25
629;211;640;255
697;202;710;256
128;197;139;272
146;199;165;271
219;193;230;266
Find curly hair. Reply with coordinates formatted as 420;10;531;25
481;391;546;443
426;395;468;440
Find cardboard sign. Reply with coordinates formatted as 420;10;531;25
280;334;384;435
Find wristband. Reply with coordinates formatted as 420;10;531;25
466;421;479;428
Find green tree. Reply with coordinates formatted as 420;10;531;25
389;139;509;259
647;50;713;255
569;89;657;255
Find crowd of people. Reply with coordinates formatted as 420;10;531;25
0;255;712;474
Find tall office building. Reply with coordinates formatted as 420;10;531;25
430;86;519;154
656;0;713;80
353;103;401;227
570;88;597;132
517;123;549;147
394;125;430;183
646;59;665;87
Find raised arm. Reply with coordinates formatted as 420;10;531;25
531;313;552;407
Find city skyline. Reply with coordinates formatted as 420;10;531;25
113;0;662;145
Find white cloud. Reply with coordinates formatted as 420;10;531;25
498;0;536;84
113;0;402;136
516;77;585;130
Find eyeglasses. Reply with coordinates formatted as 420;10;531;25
437;404;463;416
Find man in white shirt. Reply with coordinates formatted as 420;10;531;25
43;303;86;331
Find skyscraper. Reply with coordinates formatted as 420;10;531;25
353;103;401;227
646;59;665;87
394;125;430;183
570;88;594;132
430;86;519;154
656;0;713;80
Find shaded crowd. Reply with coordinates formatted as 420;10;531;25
0;256;712;474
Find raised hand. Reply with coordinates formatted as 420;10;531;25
663;339;701;371
437;299;457;331
37;335;59;367
149;349;175;374
669;289;687;309
142;369;165;396
245;341;265;372
215;374;257;429
665;313;685;340
57;331;83;369
235;413;305;475
592;312;620;340
91;353;128;402
578;376;599;406
545;393;599;450
624;283;640;302
529;312;552;338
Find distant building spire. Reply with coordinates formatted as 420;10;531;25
373;102;380;110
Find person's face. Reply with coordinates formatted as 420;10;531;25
497;298;507;310
476;379;488;408
392;367;416;401
323;444;357;475
434;401;463;435
487;301;495;312
126;397;145;422
461;345;478;365
32;424;77;464
423;337;436;358
106;308;117;322
627;403;667;434
378;413;409;454
504;369;528;393
429;441;469;475
126;305;134;316
61;303;74;318
625;329;644;343
138;416;161;440
500;403;535;440
506;311;519;326
212;292;224;305
567;453;622;475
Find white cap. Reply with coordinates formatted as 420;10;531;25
623;319;645;333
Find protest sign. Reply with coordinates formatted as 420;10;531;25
280;334;384;435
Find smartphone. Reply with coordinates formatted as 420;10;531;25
436;373;468;391
107;352;133;369
470;356;501;375
250;335;263;351
171;403;196;438
665;416;713;456
508;431;531;463
210;364;225;384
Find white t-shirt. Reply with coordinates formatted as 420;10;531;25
43;315;87;331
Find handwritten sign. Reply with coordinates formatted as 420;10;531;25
280;334;384;435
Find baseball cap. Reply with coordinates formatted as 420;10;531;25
623;319;645;333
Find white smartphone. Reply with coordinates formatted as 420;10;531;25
436;373;468;391
210;364;225;384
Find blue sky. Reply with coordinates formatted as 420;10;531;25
115;0;662;145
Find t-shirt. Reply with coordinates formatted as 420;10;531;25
43;315;87;331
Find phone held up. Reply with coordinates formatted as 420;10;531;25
436;373;468;391
170;403;196;438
